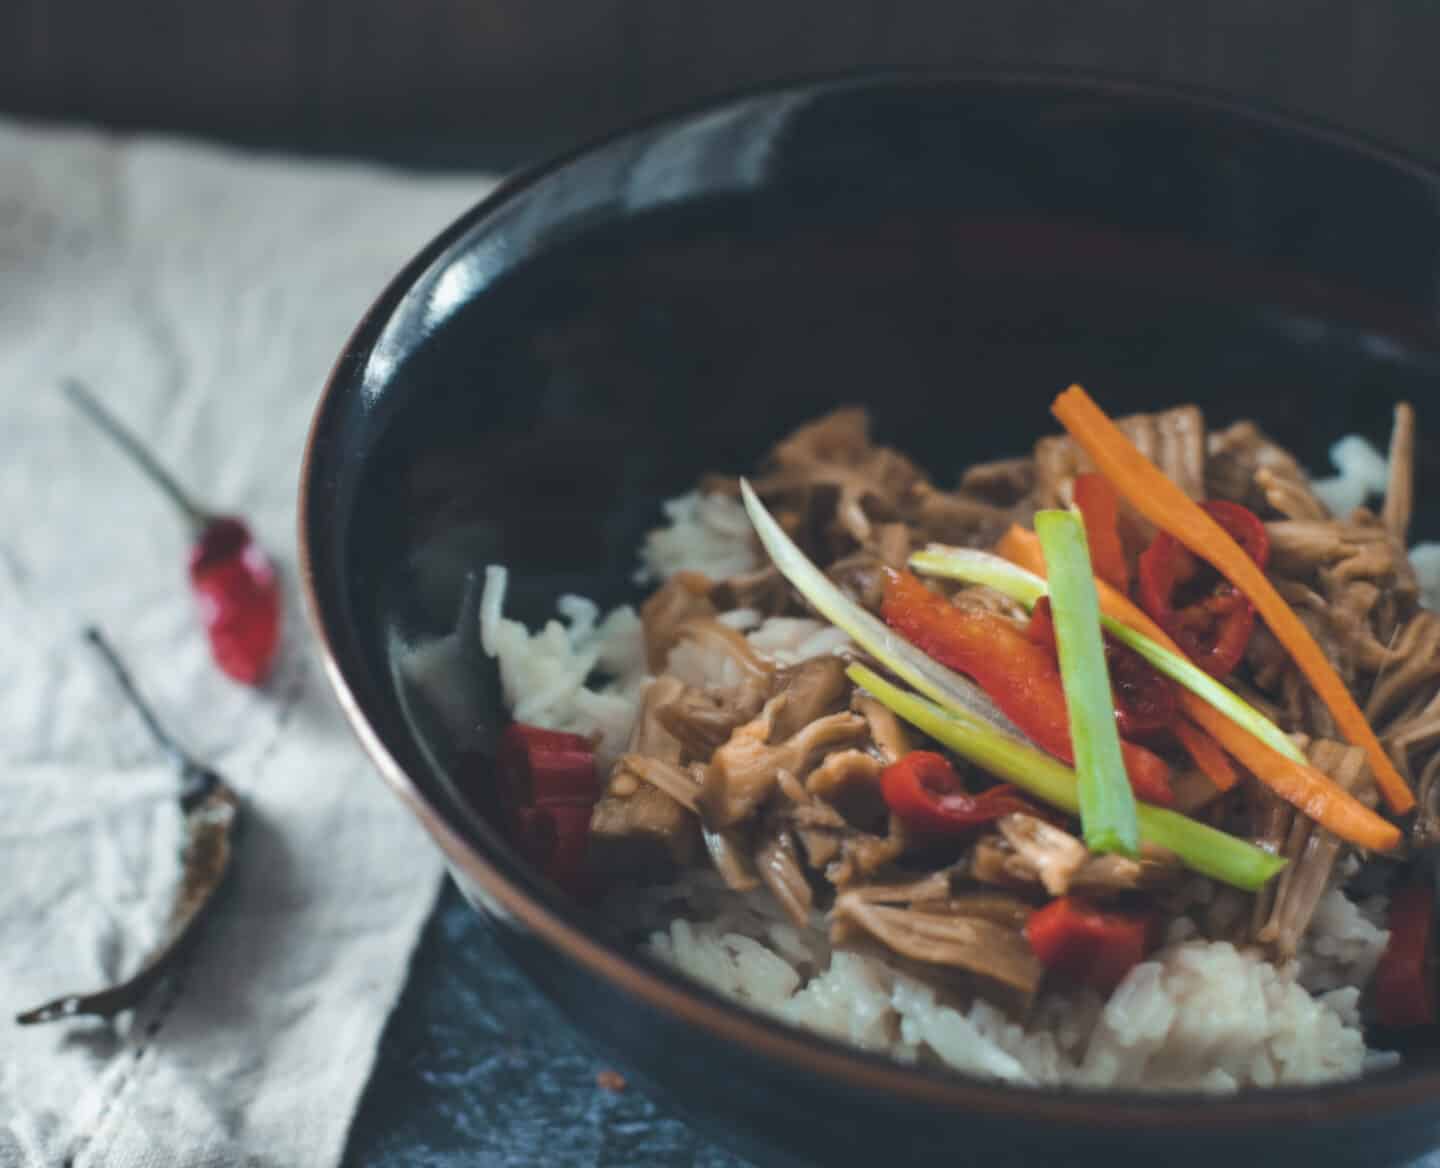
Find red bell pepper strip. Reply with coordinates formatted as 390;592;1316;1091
1073;473;1130;593
1025;896;1159;993
1137;499;1270;679
1374;883;1437;1028
881;570;1173;805
1027;597;1177;740
881;751;1045;835
496;722;600;897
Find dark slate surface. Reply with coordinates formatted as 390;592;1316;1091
342;881;750;1167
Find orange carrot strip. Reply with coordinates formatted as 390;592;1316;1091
997;522;1402;850
1052;385;1414;815
1184;700;1400;851
1174;716;1238;792
996;523;1048;576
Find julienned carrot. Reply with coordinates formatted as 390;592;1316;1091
996;523;1403;851
1174;717;1238;792
996;524;1047;576
1052;385;1414;816
1184;700;1400;852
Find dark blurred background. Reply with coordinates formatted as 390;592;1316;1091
3;1;1437;165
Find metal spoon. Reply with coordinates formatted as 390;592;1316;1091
16;628;240;1025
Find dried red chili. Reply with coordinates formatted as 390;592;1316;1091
62;380;282;685
880;751;1044;835
1137;499;1269;680
1027;597;1177;740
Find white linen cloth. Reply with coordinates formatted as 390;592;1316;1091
0;119;493;1166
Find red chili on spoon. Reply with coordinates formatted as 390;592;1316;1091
62;380;281;685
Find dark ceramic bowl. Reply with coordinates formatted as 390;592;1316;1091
300;72;1440;1167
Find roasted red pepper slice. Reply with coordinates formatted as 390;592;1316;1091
1137;499;1270;679
1073;473;1130;593
881;751;1043;834
1374;883;1437;1028
1027;598;1177;740
882;570;1173;805
496;722;600;896
1025;896;1159;993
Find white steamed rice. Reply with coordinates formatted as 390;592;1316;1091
469;451;1432;1093
616;872;1396;1092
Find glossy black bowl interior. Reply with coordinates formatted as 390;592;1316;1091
303;74;1440;1167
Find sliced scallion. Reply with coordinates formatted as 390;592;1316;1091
1035;509;1139;857
738;479;1023;739
909;547;1048;608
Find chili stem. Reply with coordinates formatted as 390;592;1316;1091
61;379;210;532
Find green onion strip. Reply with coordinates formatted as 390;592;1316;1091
738;480;1024;738
848;664;1286;892
1034;510;1139;857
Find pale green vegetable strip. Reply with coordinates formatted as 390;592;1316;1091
738;479;1023;737
1104;622;1305;762
909;544;1307;765
1035;509;1139;857
847;664;1287;891
909;547;1048;608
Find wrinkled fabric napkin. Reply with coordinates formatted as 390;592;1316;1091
0;119;493;1167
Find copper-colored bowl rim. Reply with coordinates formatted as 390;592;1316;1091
298;68;1440;1132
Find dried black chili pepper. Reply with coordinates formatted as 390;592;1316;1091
16;629;239;1026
